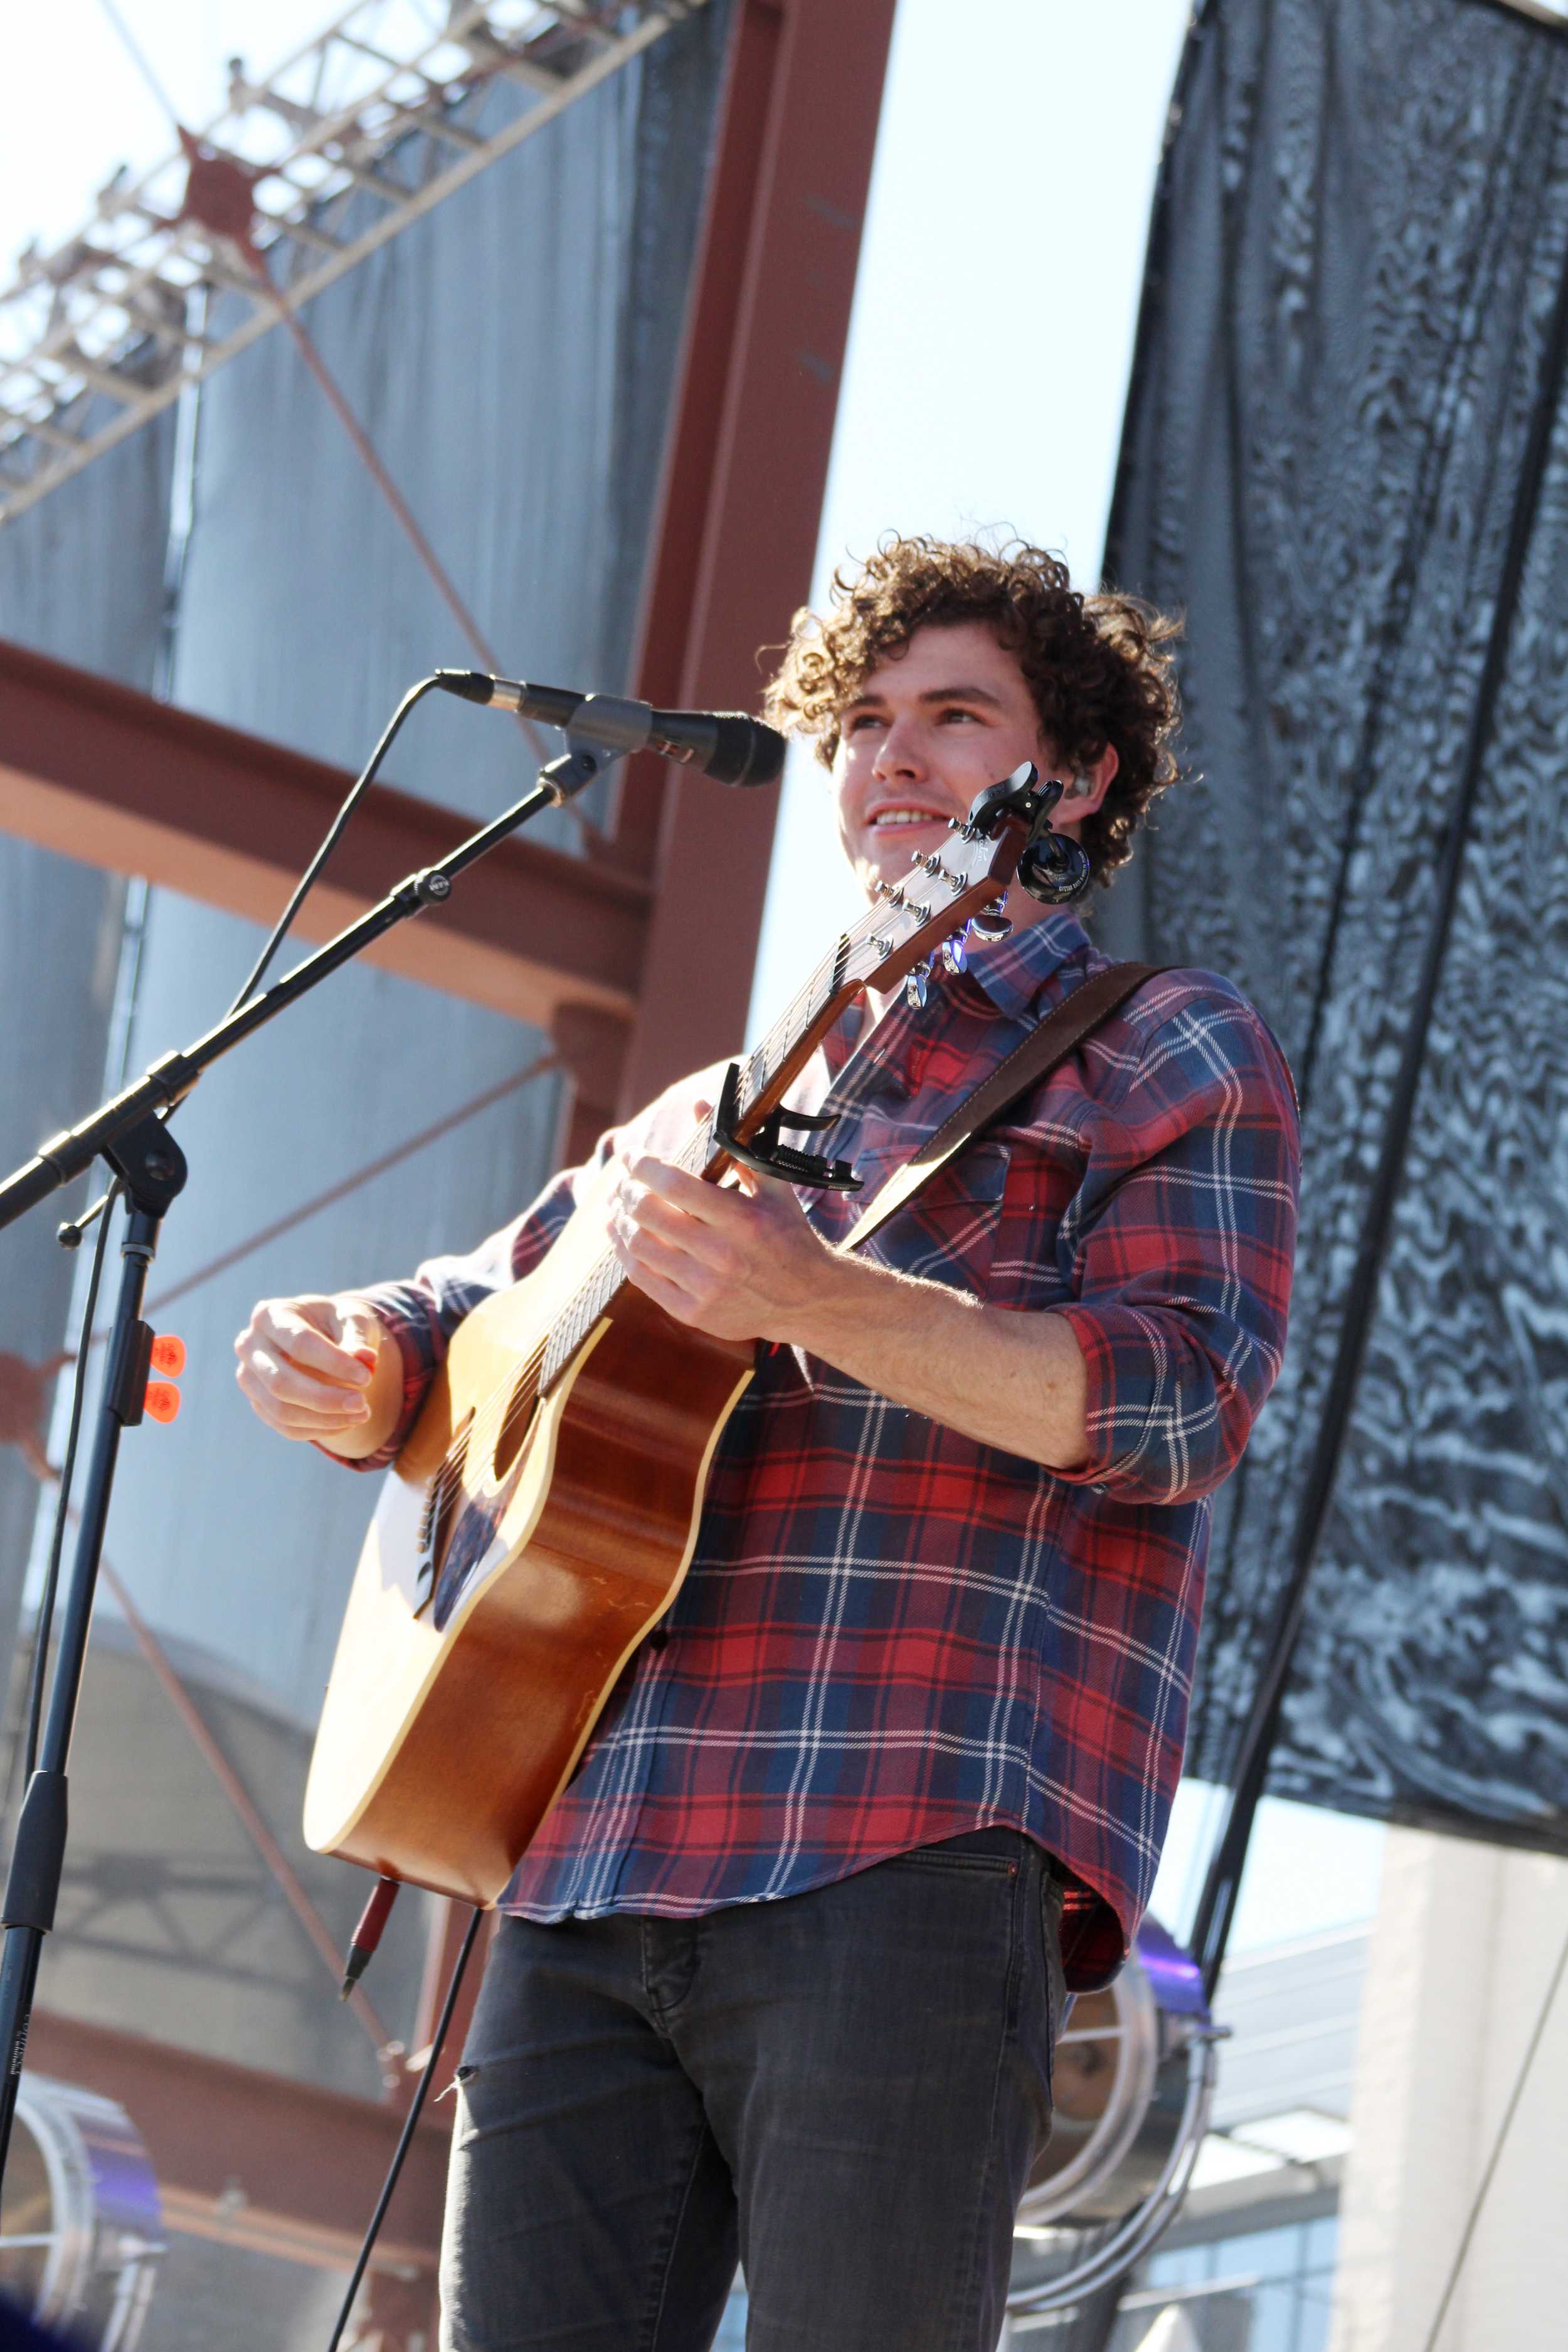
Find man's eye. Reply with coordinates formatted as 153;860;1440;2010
845;711;882;733
938;706;982;724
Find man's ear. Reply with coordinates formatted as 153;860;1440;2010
1061;744;1119;822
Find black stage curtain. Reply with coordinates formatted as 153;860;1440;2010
1105;0;1568;1849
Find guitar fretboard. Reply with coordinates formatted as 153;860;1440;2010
538;927;860;1391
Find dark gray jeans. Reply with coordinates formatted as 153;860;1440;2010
439;1828;1066;2352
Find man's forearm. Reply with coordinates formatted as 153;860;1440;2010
787;1254;1091;1471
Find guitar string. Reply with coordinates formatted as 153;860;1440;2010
418;846;993;1541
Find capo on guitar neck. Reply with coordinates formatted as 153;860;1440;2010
712;1062;864;1194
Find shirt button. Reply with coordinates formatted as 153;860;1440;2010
646;1624;670;1651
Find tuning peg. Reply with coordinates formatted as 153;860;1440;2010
904;960;931;1011
941;925;970;976
970;903;1012;942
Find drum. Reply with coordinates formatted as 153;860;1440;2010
0;2075;162;2347
1008;1918;1218;2318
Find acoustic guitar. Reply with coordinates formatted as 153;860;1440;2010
303;775;1051;1903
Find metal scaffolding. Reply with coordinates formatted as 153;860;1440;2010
0;0;706;527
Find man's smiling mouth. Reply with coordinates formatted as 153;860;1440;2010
869;805;950;829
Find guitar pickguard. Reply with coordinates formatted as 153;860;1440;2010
430;1453;527;1630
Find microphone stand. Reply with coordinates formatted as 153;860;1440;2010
0;731;613;2188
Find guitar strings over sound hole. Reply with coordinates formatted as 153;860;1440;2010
492;1374;541;1482
419;1411;474;1583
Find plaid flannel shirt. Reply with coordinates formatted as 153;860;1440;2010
351;911;1299;1988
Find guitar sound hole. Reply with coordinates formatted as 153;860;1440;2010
492;1380;541;1481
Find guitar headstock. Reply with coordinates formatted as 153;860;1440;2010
842;761;1057;1009
724;761;1081;1175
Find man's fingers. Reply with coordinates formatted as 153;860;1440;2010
332;1301;384;1370
609;1233;702;1326
615;1185;714;1261
611;1210;711;1296
628;1154;739;1221
236;1360;370;1433
255;1300;373;1386
240;1349;372;1418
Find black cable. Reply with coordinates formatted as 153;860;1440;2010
226;672;454;1015
21;1184;120;1784
61;670;465;1249
325;1906;484;2352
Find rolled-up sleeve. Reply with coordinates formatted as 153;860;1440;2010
1050;988;1300;1504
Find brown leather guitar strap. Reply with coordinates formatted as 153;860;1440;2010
837;961;1166;1258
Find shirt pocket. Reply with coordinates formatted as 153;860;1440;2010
856;1138;1010;1297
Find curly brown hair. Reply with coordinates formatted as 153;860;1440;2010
763;536;1182;889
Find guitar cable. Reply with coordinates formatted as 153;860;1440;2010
324;1903;484;2352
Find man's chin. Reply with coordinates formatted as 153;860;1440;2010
861;818;955;885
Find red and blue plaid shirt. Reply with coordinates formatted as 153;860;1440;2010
353;911;1299;1987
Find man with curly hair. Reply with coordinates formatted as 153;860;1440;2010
238;537;1299;2351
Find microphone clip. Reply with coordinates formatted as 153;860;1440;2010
538;743;615;805
712;1063;863;1194
539;692;660;803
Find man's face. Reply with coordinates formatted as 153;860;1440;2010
831;621;1056;902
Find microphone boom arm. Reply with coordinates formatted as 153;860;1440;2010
0;752;605;1236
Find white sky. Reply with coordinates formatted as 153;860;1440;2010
0;3;332;256
0;0;1385;1960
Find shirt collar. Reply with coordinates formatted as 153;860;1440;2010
817;906;1101;1097
958;906;1099;1024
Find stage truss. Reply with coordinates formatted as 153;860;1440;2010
0;1;706;528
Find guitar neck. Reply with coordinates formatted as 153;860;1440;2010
537;930;866;1390
537;793;1033;1391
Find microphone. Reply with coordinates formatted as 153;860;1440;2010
436;669;786;788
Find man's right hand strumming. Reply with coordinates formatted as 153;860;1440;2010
234;1294;401;1460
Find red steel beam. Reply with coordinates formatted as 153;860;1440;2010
613;0;899;1117
25;2006;448;2270
0;1;894;1133
0;637;646;1034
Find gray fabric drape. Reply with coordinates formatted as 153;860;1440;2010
1106;0;1568;1848
171;11;728;836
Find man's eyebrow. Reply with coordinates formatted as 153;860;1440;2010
842;682;1008;711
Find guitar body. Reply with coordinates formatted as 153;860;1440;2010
303;1190;754;1904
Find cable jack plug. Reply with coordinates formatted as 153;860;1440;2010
341;1873;400;2000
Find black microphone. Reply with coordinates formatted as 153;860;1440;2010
436;669;786;788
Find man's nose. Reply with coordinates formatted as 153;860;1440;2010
872;718;924;780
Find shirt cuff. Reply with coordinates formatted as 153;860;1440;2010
1050;1300;1229;1503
